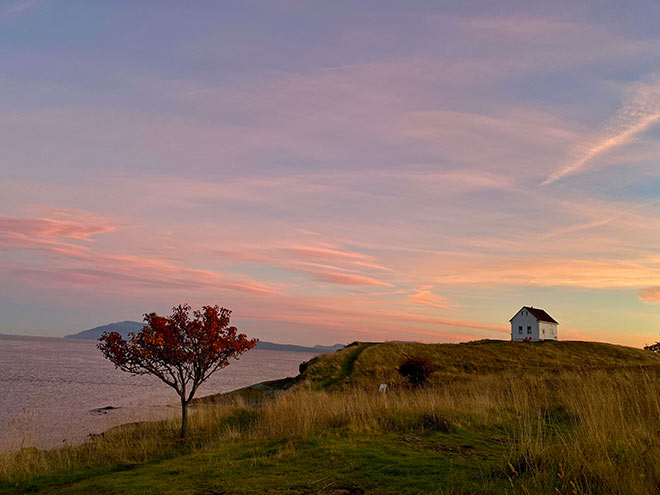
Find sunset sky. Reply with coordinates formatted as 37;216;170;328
2;1;660;346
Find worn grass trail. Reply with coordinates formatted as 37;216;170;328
320;342;376;389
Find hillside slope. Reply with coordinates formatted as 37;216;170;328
298;339;660;389
200;339;660;406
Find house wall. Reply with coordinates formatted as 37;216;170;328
510;309;539;341
539;321;558;341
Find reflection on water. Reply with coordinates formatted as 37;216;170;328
0;334;315;451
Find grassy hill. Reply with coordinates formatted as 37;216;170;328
3;340;660;494
298;339;660;389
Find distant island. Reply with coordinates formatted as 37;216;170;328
65;321;145;340
65;321;344;354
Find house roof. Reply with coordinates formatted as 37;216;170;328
509;306;558;324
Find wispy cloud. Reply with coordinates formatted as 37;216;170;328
1;0;37;17
307;270;393;287
283;245;391;271
215;242;394;288
2;257;277;295
0;214;116;257
639;287;660;304
0;215;115;241
424;256;660;289
407;286;451;309
543;80;660;184
246;299;508;338
0;213;278;295
539;217;617;240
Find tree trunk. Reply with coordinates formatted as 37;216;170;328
180;398;189;438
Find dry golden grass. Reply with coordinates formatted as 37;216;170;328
504;369;660;494
254;369;660;493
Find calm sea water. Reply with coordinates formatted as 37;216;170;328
0;334;317;451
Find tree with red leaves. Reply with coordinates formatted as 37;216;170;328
98;304;257;437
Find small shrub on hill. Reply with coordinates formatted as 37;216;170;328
644;342;660;352
299;357;318;374
398;357;434;388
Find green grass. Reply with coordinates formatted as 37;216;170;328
5;429;509;494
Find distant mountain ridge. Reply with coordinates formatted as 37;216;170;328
65;321;344;353
253;341;344;353
65;321;145;340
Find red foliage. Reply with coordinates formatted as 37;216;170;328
98;304;257;436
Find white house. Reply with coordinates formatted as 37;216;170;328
510;306;558;342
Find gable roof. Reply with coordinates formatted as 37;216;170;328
509;306;558;324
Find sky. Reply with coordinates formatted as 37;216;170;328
1;0;660;347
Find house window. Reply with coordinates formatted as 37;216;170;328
527;326;531;334
518;326;522;334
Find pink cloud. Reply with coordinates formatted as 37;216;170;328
283;245;391;271
102;254;278;294
0;213;278;296
639;287;660;304
237;294;508;343
215;242;394;288
3;260;276;295
255;309;489;343
256;302;508;336
308;270;393;287
407;286;451;309
0;215;114;258
0;215;114;241
216;250;272;262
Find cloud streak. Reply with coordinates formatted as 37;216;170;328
407;286;451;309
639;287;660;304
215;242;394;288
544;81;660;184
1;0;37;17
0;214;278;295
0;216;115;241
307;270;393;287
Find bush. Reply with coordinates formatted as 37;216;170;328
299;357;318;374
398;357;434;388
644;342;660;352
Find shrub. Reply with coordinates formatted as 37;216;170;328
398;357;434;388
644;342;660;352
299;357;318;374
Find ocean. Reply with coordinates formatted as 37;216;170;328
0;334;316;451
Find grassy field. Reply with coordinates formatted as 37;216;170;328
3;340;660;494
